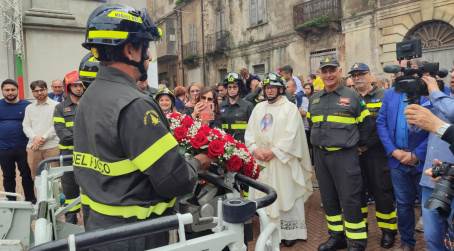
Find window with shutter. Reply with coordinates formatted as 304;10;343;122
249;0;257;26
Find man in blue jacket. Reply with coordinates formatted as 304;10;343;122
376;85;429;251
0;79;36;203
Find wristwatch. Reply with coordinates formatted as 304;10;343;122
435;123;450;138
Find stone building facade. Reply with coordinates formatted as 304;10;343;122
151;0;454;88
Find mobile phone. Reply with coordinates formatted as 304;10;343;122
200;103;214;121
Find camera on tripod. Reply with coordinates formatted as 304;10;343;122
425;161;454;218
383;39;448;104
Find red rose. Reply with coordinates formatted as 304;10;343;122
243;161;260;179
199;124;211;136
207;139;225;158
190;132;209;149
173;126;188;142
226;155;243;172
169;112;181;119
235;142;247;150
223;134;235;143
181;115;194;128
211;128;223;138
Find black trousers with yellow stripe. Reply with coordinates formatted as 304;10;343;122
61;149;81;214
314;147;367;248
359;148;397;233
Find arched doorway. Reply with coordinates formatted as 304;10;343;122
404;20;454;72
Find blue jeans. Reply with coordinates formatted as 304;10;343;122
390;165;421;247
421;186;454;251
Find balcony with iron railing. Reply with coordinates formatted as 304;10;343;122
182;41;200;66
205;31;230;56
156;39;177;62
293;0;342;34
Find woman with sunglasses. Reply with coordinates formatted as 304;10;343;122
191;87;221;128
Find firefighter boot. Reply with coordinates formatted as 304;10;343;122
318;233;347;251
380;230;396;249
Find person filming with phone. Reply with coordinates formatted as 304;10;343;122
191;87;221;128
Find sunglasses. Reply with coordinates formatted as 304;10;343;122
201;96;214;102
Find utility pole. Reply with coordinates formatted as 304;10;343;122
0;0;25;99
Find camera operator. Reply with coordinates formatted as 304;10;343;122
405;74;454;251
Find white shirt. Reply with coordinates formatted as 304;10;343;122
22;98;59;150
293;76;303;93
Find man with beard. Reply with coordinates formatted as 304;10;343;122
349;63;397;249
23;80;59;178
245;72;313;247
53;70;85;224
307;56;371;251
220;72;254;142
0;79;36;203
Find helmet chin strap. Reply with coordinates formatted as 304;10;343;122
264;87;284;102
120;42;149;81
228;93;239;99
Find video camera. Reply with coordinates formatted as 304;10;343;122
425;161;454;218
383;39;448;104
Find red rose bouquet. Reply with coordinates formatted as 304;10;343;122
166;112;260;179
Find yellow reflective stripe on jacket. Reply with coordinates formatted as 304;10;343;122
376;210;396;220
53;117;65;123
222;124;229;129
366;102;382;109
319;146;342;151
79;70;97;78
377;222;398;230
73;152;138;176
88;30;129;39
65;121;74;127
327;223;344;232
325;214;342;222
311;115;324;123
59;144;74;150
231;124;247;130
356;109;370;123
326;115;356;124
65;198;81;212
344;220;366;229
132;133;178;172
81;194;176;219
345;230;367;240
361;207;368;214
306;112;311;119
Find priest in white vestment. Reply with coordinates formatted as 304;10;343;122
245;73;313;247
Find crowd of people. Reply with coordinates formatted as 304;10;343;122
1;3;454;251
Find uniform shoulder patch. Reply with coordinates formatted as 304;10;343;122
144;110;160;126
311;98;320;104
